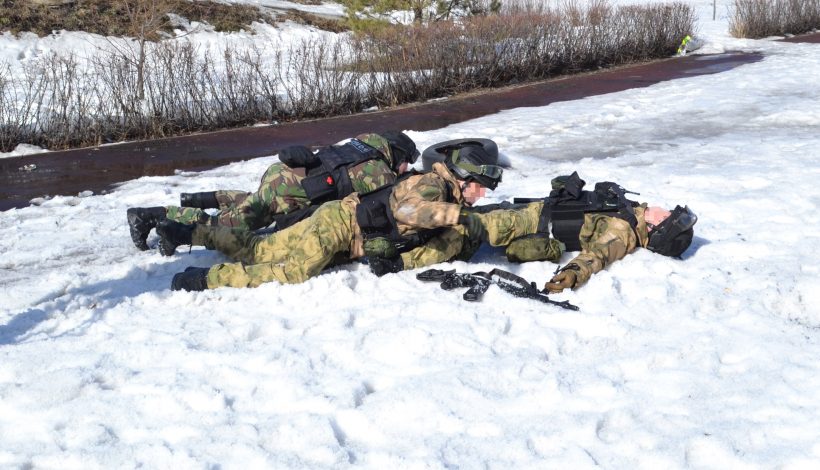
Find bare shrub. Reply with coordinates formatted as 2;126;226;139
0;0;275;37
730;0;820;38
0;1;695;152
279;38;366;117
278;10;349;33
351;1;694;102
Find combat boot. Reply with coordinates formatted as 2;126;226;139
155;219;196;256
179;191;219;209
171;267;210;291
127;207;167;251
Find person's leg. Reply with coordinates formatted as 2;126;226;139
180;162;283;210
214;190;251;209
165;206;210;225
202;201;356;287
126;207;167;250
211;164;309;230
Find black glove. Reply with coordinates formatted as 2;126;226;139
171;267;210;292
458;211;486;241
369;256;404;277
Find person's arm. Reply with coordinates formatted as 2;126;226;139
398;226;474;270
348;160;397;194
392;201;546;273
473;202;543;246
367;227;473;276
545;213;639;292
392;176;461;230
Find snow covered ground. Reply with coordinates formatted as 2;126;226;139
3;1;820;468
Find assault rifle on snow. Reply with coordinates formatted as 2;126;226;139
416;268;579;311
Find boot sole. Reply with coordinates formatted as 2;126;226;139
155;223;178;256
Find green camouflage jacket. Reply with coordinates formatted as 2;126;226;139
347;162;466;264
347;133;401;193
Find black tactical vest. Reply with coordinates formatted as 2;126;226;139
515;173;639;251
300;139;388;204
355;173;448;255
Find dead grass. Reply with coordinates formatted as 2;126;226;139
0;1;695;151
278;10;348;33
0;0;276;37
730;0;820;37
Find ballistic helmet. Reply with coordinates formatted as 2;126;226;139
421;138;499;171
445;145;503;190
646;205;697;258
381;131;419;170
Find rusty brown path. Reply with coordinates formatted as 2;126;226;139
782;32;820;43
0;50;772;211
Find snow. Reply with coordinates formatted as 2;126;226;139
0;144;47;159
3;0;820;468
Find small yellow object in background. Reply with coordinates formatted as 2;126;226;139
677;35;692;56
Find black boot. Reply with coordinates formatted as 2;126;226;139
127;207;167;251
171;267;210;291
155;219;196;256
180;191;219;209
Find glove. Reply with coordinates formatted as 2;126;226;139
544;269;577;293
458;211;486;241
171;267;210;292
369;256;404;277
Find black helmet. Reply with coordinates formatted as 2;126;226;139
421;138;499;171
646;205;697;257
445;145;503;190
381;131;419;171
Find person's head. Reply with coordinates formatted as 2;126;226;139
461;181;487;205
644;206;671;228
445;145;503;202
645;205;697;258
381;131;419;173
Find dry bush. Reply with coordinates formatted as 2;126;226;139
351;1;694;105
278;10;349;33
278;38;365;117
730;0;820;37
0;0;274;37
173;1;275;33
0;1;695;152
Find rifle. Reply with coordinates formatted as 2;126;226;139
417;268;579;311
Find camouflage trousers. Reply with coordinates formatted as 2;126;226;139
475;201;565;262
166;163;309;231
195;199;358;288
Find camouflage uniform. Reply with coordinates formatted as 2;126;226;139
193;162;470;288
165;134;400;231
472;201;651;289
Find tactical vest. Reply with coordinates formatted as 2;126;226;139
515;173;639;252
301;139;389;205
355;173;448;255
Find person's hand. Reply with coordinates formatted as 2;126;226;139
369;256;404;277
458;211;486;241
544;270;577;293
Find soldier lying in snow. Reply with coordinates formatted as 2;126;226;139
126;131;419;250
451;172;698;292
154;141;504;291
